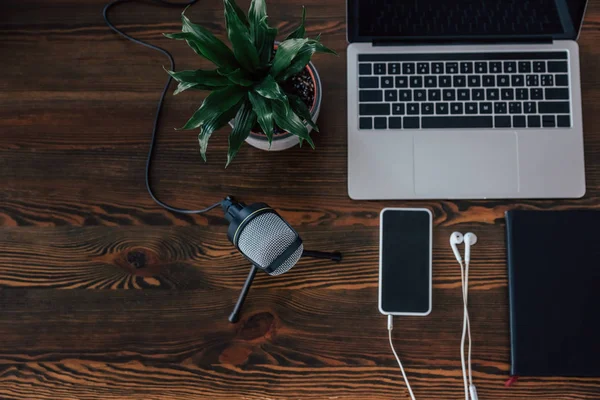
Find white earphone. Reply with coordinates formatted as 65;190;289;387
450;232;479;400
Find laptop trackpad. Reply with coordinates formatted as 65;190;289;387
414;132;519;197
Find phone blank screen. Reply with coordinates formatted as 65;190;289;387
380;209;431;314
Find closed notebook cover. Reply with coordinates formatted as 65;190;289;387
506;210;600;377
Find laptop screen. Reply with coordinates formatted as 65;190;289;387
348;0;588;42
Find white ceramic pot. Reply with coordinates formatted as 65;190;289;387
242;61;322;152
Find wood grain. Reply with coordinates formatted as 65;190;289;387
0;0;599;398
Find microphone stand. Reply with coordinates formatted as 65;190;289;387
228;250;343;323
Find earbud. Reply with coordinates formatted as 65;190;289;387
450;232;464;264
464;232;478;266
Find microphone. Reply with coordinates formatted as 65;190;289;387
221;197;341;323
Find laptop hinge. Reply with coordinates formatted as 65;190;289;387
373;37;554;46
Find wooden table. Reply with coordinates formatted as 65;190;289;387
1;0;599;399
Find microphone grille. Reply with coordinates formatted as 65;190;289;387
237;212;303;275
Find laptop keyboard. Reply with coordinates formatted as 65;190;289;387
357;52;572;130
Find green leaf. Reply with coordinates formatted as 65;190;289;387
198;98;244;161
166;12;239;70
248;0;277;64
271;96;314;148
277;40;337;82
288;94;318;132
218;68;254;86
165;68;231;87
224;0;260;72
248;91;274;145
227;98;257;167
174;81;199;95
285;7;306;40
314;41;337;55
270;38;309;77
180;85;247;130
229;0;249;27
254;75;287;102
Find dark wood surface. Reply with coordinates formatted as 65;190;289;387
1;0;599;398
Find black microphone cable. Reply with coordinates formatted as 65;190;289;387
103;0;223;214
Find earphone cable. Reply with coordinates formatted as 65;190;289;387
458;256;473;400
103;0;223;214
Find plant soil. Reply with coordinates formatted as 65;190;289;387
254;67;315;135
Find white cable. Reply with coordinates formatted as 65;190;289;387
387;315;417;400
458;257;470;400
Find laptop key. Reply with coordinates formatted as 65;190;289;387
403;117;420;129
555;74;569;86
490;62;502;73
443;89;456;101
518;61;531;73
538;101;570;114
359;117;372;129
472;89;484;101
388;63;401;75
421;103;434;115
530;88;543;100
424;76;437;87
453;76;466;87
501;88;514;100
359;77;379;88
395;76;408;88
526;75;539;87
414;90;427;102
458;89;470;101
468;75;481;87
359;90;383;102
495;116;511;128
475;62;487;73
374;117;387;129
439;76;452;87
509;102;522;114
533;61;546;73
486;88;499;101
503;61;516;73
374;63;386;75
548;61;568;73
545;88;569;100
513;115;526;128
451;103;463;114
541;74;554;86
360;103;390;116
432;62;444;74
422;116;493;129
446;62;459;74
392;103;405;115
542;115;556;127
494;102;507;114
465;102;478;114
407;103;419;115
389;117;402;129
410;76;423;88
516;88;529;100
381;77;394;88
385;90;397;102
557;115;571;127
527;115;541;127
359;64;372;75
511;75;524;87
417;63;429;74
460;62;473;74
497;75;510;86
428;89;442;101
399;90;412;101
482;75;495;87
524;102;537;113
403;63;415;74
479;102;493;114
436;103;449;115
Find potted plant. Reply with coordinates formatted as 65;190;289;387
164;0;336;166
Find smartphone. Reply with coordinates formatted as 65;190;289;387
379;208;432;316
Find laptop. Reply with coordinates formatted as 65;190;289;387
347;0;588;200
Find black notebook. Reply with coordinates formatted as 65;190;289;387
506;210;600;377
